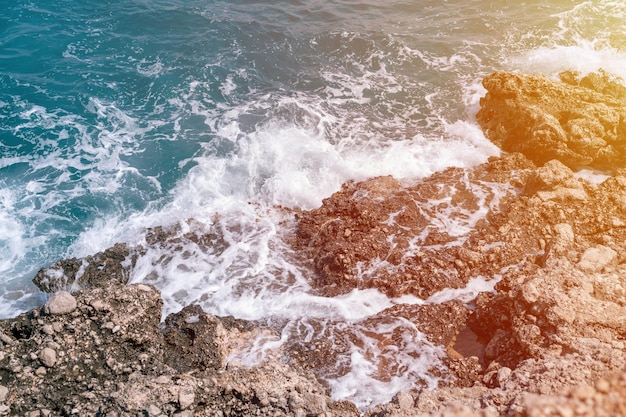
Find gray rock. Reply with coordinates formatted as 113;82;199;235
39;348;57;368
393;391;414;410
178;387;195;410
44;291;77;315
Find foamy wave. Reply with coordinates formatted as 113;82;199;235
509;45;626;81
506;0;626;80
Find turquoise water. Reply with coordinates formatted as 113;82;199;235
2;0;626;408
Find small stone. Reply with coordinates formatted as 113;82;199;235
156;375;171;384
178;387;195;410
0;385;8;402
596;378;610;393
394;391;414;410
0;331;15;346
52;322;64;333
35;367;47;376
578;245;618;273
39;348;57;368
90;300;108;311
44;291;77;315
497;367;512;387
42;325;54;335
145;404;162;416
135;284;153;292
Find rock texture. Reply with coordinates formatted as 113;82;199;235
5;70;626;416
295;153;535;299
476;70;626;170
0;284;358;416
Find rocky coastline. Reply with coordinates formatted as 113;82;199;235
2;71;626;416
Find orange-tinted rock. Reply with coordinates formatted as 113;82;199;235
476;71;626;170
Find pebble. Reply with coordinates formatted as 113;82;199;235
39;348;57;368
145;404;162;416
0;331;15;346
0;385;8;402
394;391;414;410
497;367;512;387
178;387;195;410
44;291;77;315
596;378;610;393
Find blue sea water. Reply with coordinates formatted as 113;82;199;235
2;0;626;408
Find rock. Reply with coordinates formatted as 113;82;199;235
34;243;138;293
393;391;414;410
44;291;77;315
0;283;358;417
39;348;57;368
5;117;626;417
477;71;626;170
178;386;195;410
523;370;626;417
496;367;512;388
161;304;256;373
577;245;618;273
295;153;536;299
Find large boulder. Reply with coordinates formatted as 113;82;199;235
476;70;626;170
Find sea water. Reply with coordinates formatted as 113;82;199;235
1;0;625;409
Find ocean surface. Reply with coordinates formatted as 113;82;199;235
1;0;626;408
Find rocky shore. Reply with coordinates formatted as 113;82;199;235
2;71;626;416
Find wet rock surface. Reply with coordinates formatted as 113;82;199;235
294;153;535;299
5;71;626;416
0;284;359;416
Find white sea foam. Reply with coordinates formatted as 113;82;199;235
509;45;626;81
0;189;24;275
506;0;626;80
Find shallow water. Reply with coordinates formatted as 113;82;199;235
1;0;625;409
